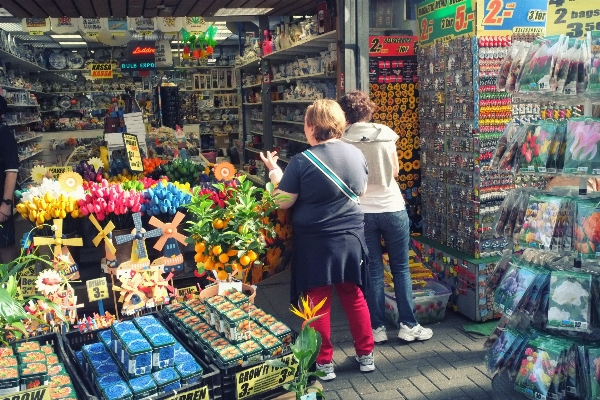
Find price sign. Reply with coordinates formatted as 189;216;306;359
368;36;417;56
20;276;37;297
10;386;50;400
86;32;99;37
122;133;144;172
546;0;600;37
417;0;475;46
29;31;45;35
90;64;113;79
166;385;209;400
47;166;73;177
236;354;298;400
86;277;109;301
476;0;547;35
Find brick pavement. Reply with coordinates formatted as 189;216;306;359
255;271;495;400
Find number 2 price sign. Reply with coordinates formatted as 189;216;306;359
476;0;547;36
417;0;475;46
546;0;600;38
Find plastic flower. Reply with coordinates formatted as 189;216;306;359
35;269;64;295
290;295;327;328
58;171;83;193
30;165;47;184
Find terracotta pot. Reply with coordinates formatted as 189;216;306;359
199;283;256;303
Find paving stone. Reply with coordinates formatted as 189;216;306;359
323;391;341;399
334;388;362;400
377;345;405;363
372;377;416;392
397;380;428;400
424;388;472;400
350;376;378;394
364;370;389;384
408;375;440;395
382;368;422;380
462;367;492;391
373;351;397;372
321;379;352;392
360;389;406;400
415;366;453;391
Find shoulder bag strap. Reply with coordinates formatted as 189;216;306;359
302;149;360;204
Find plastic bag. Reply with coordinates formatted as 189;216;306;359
551;37;576;93
547;270;592;333
508;42;531;92
547;118;568;173
574;199;600;259
515;337;564;399
491;122;520;170
563;117;600;175
497;42;521;91
498;124;529;172
493;191;516;238
494;261;538;316
518;35;564;93
485;328;520;373
519;123;554;174
588;31;600;94
517;194;572;251
487;249;514;291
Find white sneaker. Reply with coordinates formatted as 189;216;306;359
372;326;388;344
315;362;336;381
355;352;375;372
398;323;433;342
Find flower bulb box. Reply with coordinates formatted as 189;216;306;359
265;321;293;350
385;279;451;326
222;288;249;310
204;295;228;327
111;322;153;377
223;308;250;344
0;367;19;394
128;374;158;399
175;360;203;386
99;379;133;400
19;362;48;391
139;324;177;371
81;342;110;381
151;367;181;395
214;301;236;333
189;321;212;347
237;339;263;366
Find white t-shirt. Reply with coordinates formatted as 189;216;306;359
361;181;406;213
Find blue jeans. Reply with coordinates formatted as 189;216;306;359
363;210;418;329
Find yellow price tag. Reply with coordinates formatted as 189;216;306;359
47;166;73;177
123;133;144;172
546;0;600;37
86;32;99;37
166;385;209;400
20;276;37;297
86;277;109;301
177;286;198;298
138;30;153;36
236;354;298;400
29;31;45;36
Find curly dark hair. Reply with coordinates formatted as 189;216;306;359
338;91;377;124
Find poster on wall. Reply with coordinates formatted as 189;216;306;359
416;0;475;46
546;0;600;37
369;36;421;233
155;40;173;68
50;17;78;34
476;0;546;38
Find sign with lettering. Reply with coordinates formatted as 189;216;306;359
90;64;113;79
236;354;298;399
86;277;109;301
476;0;547;36
8;385;50;400
166;386;209;400
417;0;475;46
120;62;156;71
47;166;73;177
369;36;417;57
127;42;156;60
123;133;144;172
20;276;37;297
546;0;600;37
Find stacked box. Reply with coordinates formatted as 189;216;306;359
141;324;176;370
111;321;137;355
82;342;108;378
0;367;19;394
98;330;112;350
127;375;157;399
257;334;283;358
19;362;48;391
151;367;180;394
204;295;227;326
117;331;153;377
98;379;133;400
198;329;220;349
175;361;203;385
96;372;122;392
214;301;236;333
49;384;77;399
249;307;267;321
222;308;250;343
212;344;243;369
266;321;293;348
223;288;249;310
237;340;263;366
187;299;205;315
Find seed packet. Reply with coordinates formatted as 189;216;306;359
485;328;520;373
564;117;600;175
578;38;590;95
522;270;550;317
509;42;531;92
587;347;600;399
494;262;538;316
547;270;591;332
548;119;568;173
518;194;572;251
589;31;600;94
487;250;513;291
491;123;520;170
515;338;563;399
551;38;576;93
574;199;600;259
519;123;551;173
499;124;529;172
493;192;516;238
498;42;521;91
519;35;564;92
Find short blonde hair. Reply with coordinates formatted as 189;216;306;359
305;99;346;142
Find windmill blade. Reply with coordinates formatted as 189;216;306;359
132;213;143;232
89;214;102;232
53;219;64;238
148;216;166;231
153;235;168;251
171;231;187;245
144;228;163;239
137;240;148;259
115;233;136;245
63;238;83;247
170;212;185;228
33;237;56;246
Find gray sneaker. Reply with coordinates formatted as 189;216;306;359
315;362;336;381
372;326;388;344
355;352;375;372
398;323;433;342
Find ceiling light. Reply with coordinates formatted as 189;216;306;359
214;8;273;16
58;41;86;45
51;35;81;39
0;8;13;17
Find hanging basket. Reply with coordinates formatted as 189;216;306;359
199;283;256;303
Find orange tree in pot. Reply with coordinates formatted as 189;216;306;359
184;176;283;282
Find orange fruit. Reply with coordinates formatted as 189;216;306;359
204;258;215;270
212;245;222;256
215;262;225;270
194;253;205;263
212;219;224;229
231;262;241;272
217;270;229;280
218;253;229;263
247;250;258;262
195;242;206;253
227;248;238;257
239;255;251;266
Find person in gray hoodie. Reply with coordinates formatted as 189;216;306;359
339;91;433;344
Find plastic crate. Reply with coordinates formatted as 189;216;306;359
385;279;452;326
62;313;222;400
11;332;97;400
161;309;296;400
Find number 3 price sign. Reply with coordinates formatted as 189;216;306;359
476;0;547;36
546;0;600;38
417;0;475;46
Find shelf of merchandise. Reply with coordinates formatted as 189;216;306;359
16;134;42;144
249;130;263;136
39;90;130;95
236;58;261;70
242;102;262;106
180;88;237;92
0;49;47;72
245;147;263;155
198;106;239;110
271;72;337;83
273;134;307;144
262;31;337;61
272;100;317;104
171;65;235;70
7;103;39;108
272;119;304;125
1;85;43;92
241;82;262;89
18;149;43;162
7;119;41;126
200;120;239;123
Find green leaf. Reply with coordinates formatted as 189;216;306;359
265;359;288;369
0;288;28;320
29;296;67;322
310;370;326;378
266;182;274;193
9;321;27;338
5;276;17;298
306;330;322;371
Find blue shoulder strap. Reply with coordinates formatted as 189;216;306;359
302;149;359;204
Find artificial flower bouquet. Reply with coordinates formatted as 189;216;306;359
563;117;600;175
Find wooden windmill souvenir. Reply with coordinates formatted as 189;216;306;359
142;268;175;308
114;213;162;270
148;211;188;273
88;214;118;273
33;219;83;280
113;270;149;315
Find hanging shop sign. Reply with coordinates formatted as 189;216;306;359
155;40;173;68
20;275;36;297
416;0;475;46
157;17;183;34
546;0;600;37
476;0;547;36
120;61;156;71
369;36;417;57
90;63;113;79
127;42;156;61
184;16;212;36
236;354;298;400
50;17;78;34
105;17;128;35
22;18;50;35
129;17;156;34
79;17;102;37
123;133;144;172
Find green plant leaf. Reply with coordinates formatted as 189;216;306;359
28;296;67;322
0;288;28;320
265;359;289;369
306;330;322;372
5;276;17;298
9;321;27;338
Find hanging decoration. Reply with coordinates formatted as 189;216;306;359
155;39;173;68
30;165;47;184
129;17;156;36
33;219;83;280
184;17;211;34
97;17;131;46
79;17;102;37
22;18;50;34
179;25;218;60
114;212;162;270
157;17;183;34
50;17;78;34
113;268;174;314
148;212;187;273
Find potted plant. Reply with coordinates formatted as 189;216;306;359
266;296;328;400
